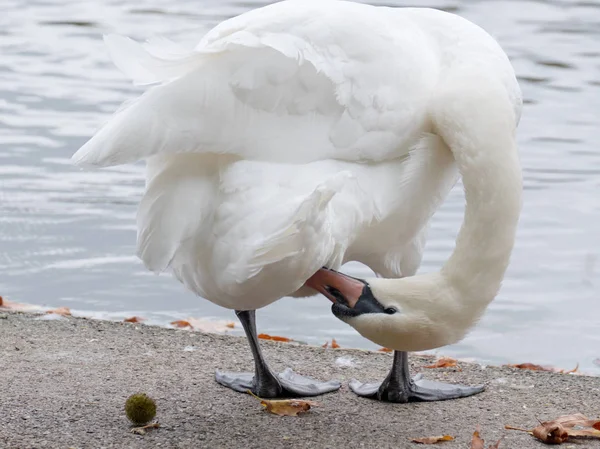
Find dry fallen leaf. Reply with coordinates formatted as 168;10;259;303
568;428;600;437
321;339;341;348
124;316;144;323
424;357;458;369
171;320;193;329
378;347;394;353
506;362;551;371
532;422;568;444
247;390;318;416
45;307;71;317
226;322;235;328
505;362;579;374
469;426;502;449
410;435;454;444
471;428;485;449
130;422;160;435
506;413;600;444
258;333;292;342
553;413;600;428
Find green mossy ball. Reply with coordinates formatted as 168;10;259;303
125;393;157;425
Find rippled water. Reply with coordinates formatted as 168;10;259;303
1;0;599;373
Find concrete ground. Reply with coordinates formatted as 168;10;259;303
1;310;599;449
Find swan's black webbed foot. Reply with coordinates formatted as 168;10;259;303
349;351;484;403
349;373;484;402
215;309;340;398
216;367;341;398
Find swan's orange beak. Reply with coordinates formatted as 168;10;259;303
304;268;365;308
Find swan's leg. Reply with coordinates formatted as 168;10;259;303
215;310;282;397
215;310;341;398
349;351;484;402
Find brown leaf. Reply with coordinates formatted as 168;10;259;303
124;316;144;323
321;339;340;348
424;357;458;369
471;428;485;449
248;390;318;416
410;435;454;444
532;422;568;444
505;413;600;444
45;307;71;317
559;363;579;374
378;347;394;353
258;333;292;343
505;362;579;374
552;414;600;437
506;362;553;371
171;320;193;329
226;322;235;328
468;426;502;449
554;413;595;427
568;429;600;438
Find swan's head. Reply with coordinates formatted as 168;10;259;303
305;268;470;351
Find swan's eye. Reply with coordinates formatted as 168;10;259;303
384;307;398;315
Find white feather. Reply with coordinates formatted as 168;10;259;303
103;34;204;86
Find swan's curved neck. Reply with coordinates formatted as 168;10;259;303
436;85;522;315
442;136;521;307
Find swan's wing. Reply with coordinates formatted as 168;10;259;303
137;155;376;309
72;0;434;167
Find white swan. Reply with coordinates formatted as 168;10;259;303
72;0;522;402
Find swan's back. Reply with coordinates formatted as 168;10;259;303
72;0;521;310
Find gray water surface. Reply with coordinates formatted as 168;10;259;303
1;0;599;373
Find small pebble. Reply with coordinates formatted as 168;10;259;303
335;356;357;367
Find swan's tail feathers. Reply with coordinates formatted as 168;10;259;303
103;34;203;86
71;36;209;169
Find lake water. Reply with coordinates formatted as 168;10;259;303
1;0;599;374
